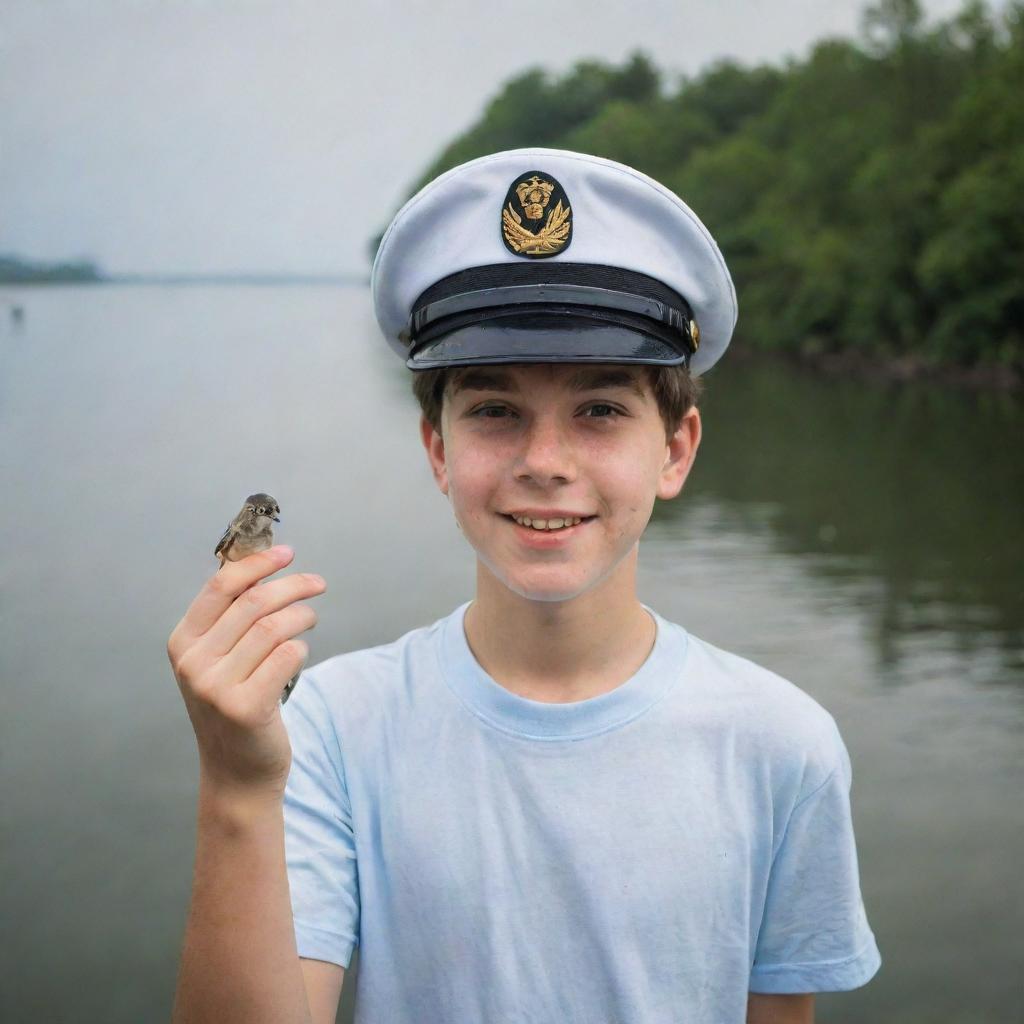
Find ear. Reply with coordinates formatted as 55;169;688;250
420;414;449;496
657;405;701;501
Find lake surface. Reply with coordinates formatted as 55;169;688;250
1;285;1021;1024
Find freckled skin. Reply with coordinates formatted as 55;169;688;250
420;363;701;605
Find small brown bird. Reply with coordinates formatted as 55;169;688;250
215;492;281;566
215;493;300;704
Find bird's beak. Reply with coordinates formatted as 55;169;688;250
273;515;281;522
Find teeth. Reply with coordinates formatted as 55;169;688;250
512;515;584;530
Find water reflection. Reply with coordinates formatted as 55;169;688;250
665;357;1024;693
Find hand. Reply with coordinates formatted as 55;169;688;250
167;545;327;799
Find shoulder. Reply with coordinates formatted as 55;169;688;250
673;623;848;800
686;630;834;723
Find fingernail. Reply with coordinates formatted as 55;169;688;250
271;544;294;560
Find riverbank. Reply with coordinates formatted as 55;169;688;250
727;343;1022;394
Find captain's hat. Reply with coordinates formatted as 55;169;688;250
371;148;737;376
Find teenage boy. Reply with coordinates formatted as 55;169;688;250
169;148;881;1024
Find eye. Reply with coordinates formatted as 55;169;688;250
257;506;265;514
472;404;514;419
582;403;622;418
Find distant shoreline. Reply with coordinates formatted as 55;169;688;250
2;264;1016;391
0;272;368;287
0;254;366;286
728;344;1022;393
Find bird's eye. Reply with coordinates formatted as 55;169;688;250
257;506;265;514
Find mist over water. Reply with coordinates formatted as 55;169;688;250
1;285;1020;1023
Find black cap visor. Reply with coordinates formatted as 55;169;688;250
407;308;689;370
406;265;697;371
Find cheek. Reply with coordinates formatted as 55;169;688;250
601;444;663;505
446;448;501;520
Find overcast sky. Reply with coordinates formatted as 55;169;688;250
1;0;982;275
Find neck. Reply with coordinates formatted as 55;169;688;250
462;548;656;703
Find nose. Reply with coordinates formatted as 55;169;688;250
513;412;576;486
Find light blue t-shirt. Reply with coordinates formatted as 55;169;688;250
282;601;881;1022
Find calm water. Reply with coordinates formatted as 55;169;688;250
1;285;1021;1024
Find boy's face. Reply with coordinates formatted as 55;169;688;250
420;362;701;604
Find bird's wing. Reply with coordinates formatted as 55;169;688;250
214;523;236;560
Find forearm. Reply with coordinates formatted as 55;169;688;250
171;780;312;1024
746;992;815;1024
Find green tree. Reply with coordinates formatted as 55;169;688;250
378;1;1024;380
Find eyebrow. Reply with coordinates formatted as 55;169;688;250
450;368;647;400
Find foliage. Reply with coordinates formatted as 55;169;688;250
387;2;1023;374
0;254;103;283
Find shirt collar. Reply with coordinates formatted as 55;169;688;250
438;600;688;740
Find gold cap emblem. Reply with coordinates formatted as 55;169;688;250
501;170;572;259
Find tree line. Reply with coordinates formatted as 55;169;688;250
398;0;1023;380
0;255;103;283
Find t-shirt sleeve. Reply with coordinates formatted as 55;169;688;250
749;718;882;993
281;669;359;969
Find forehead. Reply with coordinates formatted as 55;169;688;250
447;364;649;401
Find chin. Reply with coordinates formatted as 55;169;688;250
480;555;600;604
509;584;588;603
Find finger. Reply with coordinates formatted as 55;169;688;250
201;571;326;659
174;546;294;647
243;637;309;710
212;602;319;687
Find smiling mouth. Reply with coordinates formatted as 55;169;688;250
501;514;597;532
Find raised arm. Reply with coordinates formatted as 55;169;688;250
168;546;328;1024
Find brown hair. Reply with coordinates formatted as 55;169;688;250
412;363;703;442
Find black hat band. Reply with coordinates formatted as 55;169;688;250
407;263;698;360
